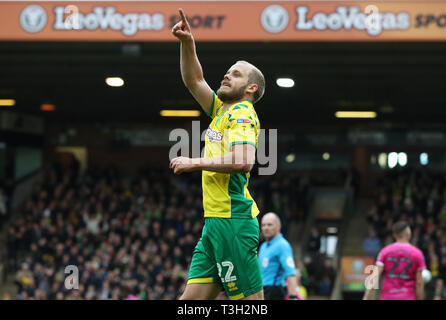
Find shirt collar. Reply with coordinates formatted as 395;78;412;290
266;233;283;246
229;100;253;109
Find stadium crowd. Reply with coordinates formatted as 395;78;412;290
6;164;202;299
0;178;14;228
364;168;446;299
4;163;333;300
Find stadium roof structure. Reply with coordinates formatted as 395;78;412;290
1;41;446;129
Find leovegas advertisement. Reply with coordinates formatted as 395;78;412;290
1;1;446;41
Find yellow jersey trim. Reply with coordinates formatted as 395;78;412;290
187;277;215;285
228;292;245;300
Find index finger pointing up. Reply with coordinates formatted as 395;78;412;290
179;8;187;23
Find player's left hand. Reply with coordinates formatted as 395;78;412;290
169;156;196;174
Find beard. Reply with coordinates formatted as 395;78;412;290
263;233;274;242
216;83;247;103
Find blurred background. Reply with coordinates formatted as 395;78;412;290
0;0;446;300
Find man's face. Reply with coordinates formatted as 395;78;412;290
216;62;251;103
261;215;279;241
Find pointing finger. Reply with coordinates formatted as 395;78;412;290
179;8;187;23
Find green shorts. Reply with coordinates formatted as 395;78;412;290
187;217;263;300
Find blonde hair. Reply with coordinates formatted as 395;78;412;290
237;60;265;103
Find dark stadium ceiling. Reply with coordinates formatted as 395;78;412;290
1;41;446;128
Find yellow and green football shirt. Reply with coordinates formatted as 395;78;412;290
202;91;260;219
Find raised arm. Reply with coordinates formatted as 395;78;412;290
171;9;214;116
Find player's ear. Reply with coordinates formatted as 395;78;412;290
246;83;258;94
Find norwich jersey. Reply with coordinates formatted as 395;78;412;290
202;91;260;219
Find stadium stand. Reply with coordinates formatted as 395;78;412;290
364;168;446;300
3;162;343;299
6;164;201;299
0;155;363;300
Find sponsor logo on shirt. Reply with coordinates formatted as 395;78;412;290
206;128;223;142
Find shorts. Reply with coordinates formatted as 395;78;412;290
263;286;286;300
187;217;263;300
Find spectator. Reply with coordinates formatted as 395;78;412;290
0;187;7;224
121;284;139;300
295;268;308;300
319;276;332;296
83;211;102;235
307;227;321;254
323;258;336;286
434;279;445;300
362;228;382;258
302;255;319;295
296;260;310;289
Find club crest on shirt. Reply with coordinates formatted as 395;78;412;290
206;128;223;142
232;115;255;139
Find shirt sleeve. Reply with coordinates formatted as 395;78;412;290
226;104;258;149
207;91;223;119
376;249;385;267
279;242;297;278
258;243;264;261
416;249;427;271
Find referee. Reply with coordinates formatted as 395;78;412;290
258;212;298;300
